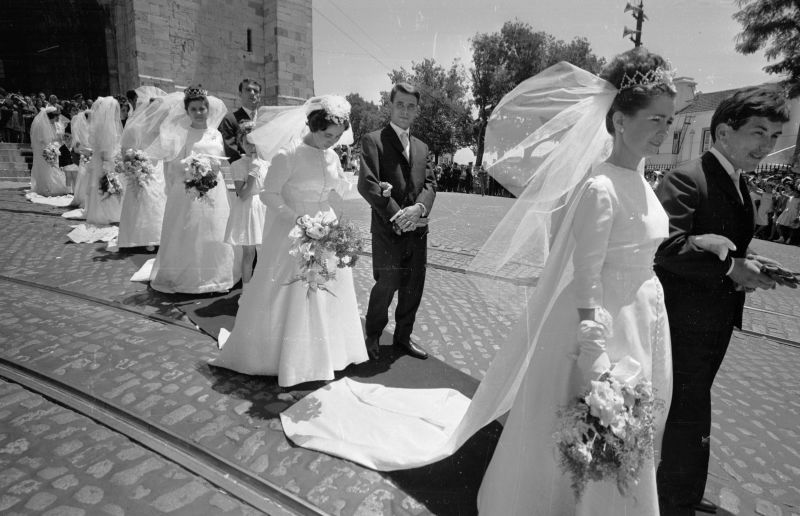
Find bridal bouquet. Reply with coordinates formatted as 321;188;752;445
554;358;660;500
42;142;61;167
287;209;363;294
116;148;156;190
181;153;224;201
98;169;123;198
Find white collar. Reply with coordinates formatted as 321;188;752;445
709;147;740;180
389;122;409;140
242;106;254;119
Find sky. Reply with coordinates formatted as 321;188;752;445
311;0;779;104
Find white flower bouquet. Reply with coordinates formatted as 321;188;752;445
116;148;156;190
287;209;363;294
554;356;662;499
181;153;225;201
42;142;61;167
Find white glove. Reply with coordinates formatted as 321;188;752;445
576;319;611;387
687;234;737;261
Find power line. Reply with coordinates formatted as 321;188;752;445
312;6;395;74
327;0;387;58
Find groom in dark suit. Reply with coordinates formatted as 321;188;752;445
655;86;791;516
219;78;262;164
358;82;436;360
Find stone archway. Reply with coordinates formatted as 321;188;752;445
0;0;111;99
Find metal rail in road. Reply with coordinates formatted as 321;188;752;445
0;274;327;516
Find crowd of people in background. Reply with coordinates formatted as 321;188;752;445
433;161;511;196
0;88;139;144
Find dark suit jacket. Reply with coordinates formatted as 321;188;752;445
357;125;436;236
218;107;252;163
654;151;755;328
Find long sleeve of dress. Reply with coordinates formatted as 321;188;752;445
331;159;361;201
259;149;295;219
571;178;614;309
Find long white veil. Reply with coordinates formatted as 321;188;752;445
88;97;122;158
279;62;619;472
247;99;354;166
70;112;90;152
120;90;173;151
30;108;58;153
136;92;228;161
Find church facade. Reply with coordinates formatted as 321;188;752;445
0;0;313;107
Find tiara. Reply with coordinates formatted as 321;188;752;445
619;66;676;93
184;85;208;98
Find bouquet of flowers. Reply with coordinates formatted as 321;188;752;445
115;148;156;190
99;170;123;198
287;209;363;294
181;153;223;201
554;357;661;500
42;142;61;167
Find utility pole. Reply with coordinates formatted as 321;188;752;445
622;1;647;47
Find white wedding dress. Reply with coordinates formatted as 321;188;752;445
117;159;167;248
211;140;367;387
281;162;672;515
149;127;239;293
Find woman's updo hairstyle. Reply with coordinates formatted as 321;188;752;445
600;47;676;135
183;85;209;110
305;95;351;133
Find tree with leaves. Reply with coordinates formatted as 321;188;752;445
470;20;605;166
382;58;474;163
734;0;800;168
345;93;384;150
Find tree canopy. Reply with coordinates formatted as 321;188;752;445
733;0;800;166
470;20;605;166
382;58;474;162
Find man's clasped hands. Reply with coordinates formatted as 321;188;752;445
379;181;428;235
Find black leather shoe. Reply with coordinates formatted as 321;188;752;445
365;336;380;361
693;499;717;514
394;338;428;359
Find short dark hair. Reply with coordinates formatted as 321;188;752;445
238;79;262;93
600;47;676;135
390;82;420;103
307;109;351;133
710;86;791;143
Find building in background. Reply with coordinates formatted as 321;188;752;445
0;0;313;107
647;77;800;174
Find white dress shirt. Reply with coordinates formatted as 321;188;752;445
388;122;427;217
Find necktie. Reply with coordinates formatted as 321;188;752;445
399;131;410;161
734;169;743;203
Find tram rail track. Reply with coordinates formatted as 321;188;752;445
0;274;325;516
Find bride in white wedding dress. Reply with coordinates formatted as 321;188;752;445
210;96;367;387
280;49;690;515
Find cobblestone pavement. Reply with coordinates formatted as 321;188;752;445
1;186;799;515
0;379;264;516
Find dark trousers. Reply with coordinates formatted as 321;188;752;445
365;228;427;344
657;295;737;511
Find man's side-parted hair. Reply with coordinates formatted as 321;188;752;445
710;86;791;142
390;82;420;103
238;79;263;93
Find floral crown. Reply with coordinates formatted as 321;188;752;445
184;85;208;98
619;66;676;93
305;95;350;126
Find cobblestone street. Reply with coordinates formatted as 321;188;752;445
0;185;798;515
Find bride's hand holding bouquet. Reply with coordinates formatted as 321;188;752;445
287;209;363;295
181;152;227;201
554;309;662;500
